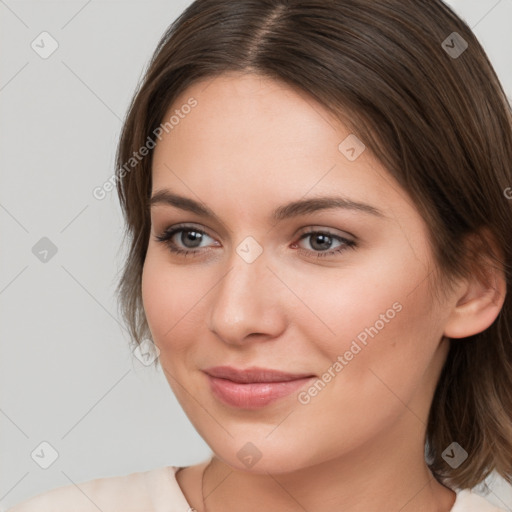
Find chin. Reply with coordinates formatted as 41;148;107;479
208;439;321;475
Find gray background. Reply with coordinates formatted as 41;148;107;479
1;0;511;510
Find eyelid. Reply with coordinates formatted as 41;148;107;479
156;222;215;238
297;226;356;241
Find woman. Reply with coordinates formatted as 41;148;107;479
9;0;512;511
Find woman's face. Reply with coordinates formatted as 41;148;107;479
142;72;454;473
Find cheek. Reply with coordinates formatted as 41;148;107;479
288;241;440;391
141;249;208;354
280;254;441;454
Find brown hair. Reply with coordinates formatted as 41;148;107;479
114;0;512;490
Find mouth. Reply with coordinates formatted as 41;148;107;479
203;366;316;409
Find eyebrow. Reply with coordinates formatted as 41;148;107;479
149;189;386;222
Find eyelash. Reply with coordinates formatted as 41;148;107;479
154;224;357;259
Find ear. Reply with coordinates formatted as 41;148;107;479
443;229;507;339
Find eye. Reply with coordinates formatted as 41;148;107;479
293;229;356;258
154;224;218;257
154;224;357;259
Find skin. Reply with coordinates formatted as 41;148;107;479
141;71;506;512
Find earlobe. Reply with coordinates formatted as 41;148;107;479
443;232;507;340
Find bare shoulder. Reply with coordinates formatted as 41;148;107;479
7;469;154;512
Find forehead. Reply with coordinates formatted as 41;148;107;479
150;72;408;222
157;72;343;159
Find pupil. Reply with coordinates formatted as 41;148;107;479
312;234;331;251
182;230;202;248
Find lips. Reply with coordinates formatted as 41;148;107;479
203;365;315;383
203;366;316;409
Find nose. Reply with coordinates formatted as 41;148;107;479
206;246;287;346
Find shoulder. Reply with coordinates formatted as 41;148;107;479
452;489;508;512
6;466;176;512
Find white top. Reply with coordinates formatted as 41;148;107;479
7;461;507;512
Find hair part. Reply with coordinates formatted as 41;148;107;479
114;0;512;490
